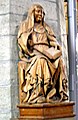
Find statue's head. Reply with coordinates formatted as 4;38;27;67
34;4;45;23
27;4;45;26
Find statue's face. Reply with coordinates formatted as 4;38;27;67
34;6;44;23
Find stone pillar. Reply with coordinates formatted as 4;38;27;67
0;0;69;120
0;0;11;120
0;0;19;119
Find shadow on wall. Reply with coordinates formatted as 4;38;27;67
10;12;27;118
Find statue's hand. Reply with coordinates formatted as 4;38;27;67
52;42;62;53
51;42;58;50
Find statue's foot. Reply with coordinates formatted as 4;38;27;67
23;91;29;103
37;96;46;103
28;97;39;104
27;96;46;104
47;99;55;103
47;88;56;102
27;92;39;103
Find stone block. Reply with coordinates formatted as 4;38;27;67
0;35;19;61
0;61;10;84
11;109;19;119
0;15;9;35
11;88;19;109
11;92;19;118
0;86;11;105
10;36;19;60
56;0;64;14
9;60;19;118
10;15;22;35
10;0;32;15
45;19;60;40
0;0;9;14
0;85;11;120
0;36;10;60
0;60;19;118
0;113;11;120
10;61;18;80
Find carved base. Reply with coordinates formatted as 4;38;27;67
17;102;75;119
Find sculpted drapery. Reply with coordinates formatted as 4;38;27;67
17;4;68;104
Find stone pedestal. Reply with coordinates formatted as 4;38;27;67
16;102;75;120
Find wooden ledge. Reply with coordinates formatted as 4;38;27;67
17;102;75;119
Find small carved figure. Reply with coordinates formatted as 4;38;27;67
17;4;68;104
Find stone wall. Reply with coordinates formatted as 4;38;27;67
0;0;11;120
0;0;68;119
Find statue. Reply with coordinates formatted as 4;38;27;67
17;4;68;104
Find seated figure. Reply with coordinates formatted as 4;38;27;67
17;4;68;104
